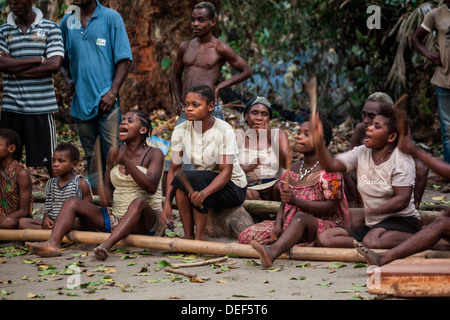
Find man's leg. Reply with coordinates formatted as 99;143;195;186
355;214;450;266
98;105;121;177
75;116;100;191
0;112;56;177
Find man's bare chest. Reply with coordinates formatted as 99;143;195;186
183;45;223;69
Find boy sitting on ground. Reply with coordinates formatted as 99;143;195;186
19;143;92;230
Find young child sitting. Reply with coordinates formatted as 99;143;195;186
240;117;350;268
161;85;247;240
26;110;165;260
0;128;32;229
312;104;422;249
19;143;92;230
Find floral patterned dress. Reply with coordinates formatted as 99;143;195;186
0;160;20;218
238;169;350;246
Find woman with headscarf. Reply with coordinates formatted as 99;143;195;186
236;96;291;201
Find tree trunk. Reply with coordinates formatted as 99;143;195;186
101;0;221;116
206;206;255;239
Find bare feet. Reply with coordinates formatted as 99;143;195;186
93;245;109;261
25;241;62;257
353;239;382;266
251;240;273;268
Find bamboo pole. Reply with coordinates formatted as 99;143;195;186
0;229;374;262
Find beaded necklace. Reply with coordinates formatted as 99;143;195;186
299;160;319;180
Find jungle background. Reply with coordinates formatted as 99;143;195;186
0;0;446;183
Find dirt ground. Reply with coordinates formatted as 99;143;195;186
0;173;448;304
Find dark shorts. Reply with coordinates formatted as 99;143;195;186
344;216;422;242
0;111;56;167
171;170;246;214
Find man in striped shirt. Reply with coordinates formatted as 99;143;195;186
0;0;64;177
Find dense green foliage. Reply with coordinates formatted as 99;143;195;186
219;0;440;126
0;0;443;133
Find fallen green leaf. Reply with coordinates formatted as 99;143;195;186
317;281;333;286
328;263;346;269
1;289;12;295
290;276;308;280
157;260;171;267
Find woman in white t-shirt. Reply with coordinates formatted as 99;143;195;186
310;104;422;249
161;85;247;240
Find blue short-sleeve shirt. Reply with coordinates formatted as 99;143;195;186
60;1;132;120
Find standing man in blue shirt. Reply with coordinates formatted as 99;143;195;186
60;0;132;194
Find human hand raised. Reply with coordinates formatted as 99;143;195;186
309;113;324;147
397;128;416;156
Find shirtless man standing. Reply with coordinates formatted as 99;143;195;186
172;1;252;124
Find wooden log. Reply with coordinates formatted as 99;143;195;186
368;259;450;297
206;206;254;238
31;192;443;224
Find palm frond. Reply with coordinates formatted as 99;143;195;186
385;2;438;91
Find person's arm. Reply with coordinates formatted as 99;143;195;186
349;123;365;150
240;161;259;173
80;178;93;203
190;155;233;207
100;148;117;208
14;55;63;79
214;42;252;102
172;41;188;114
257;203;285;245
161;153;182;227
277;128;291;169
444;206;450;217
398;129;450;180
366;186;413;216
310;114;347;173
411;26;442;66
413;148;450;181
99;58;131;111
280;166;341;217
0;52;42;74
281;187;340;217
11;167;32;220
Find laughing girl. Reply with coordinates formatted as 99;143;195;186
26;110;165;260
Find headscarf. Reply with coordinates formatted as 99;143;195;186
243;96;273;121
